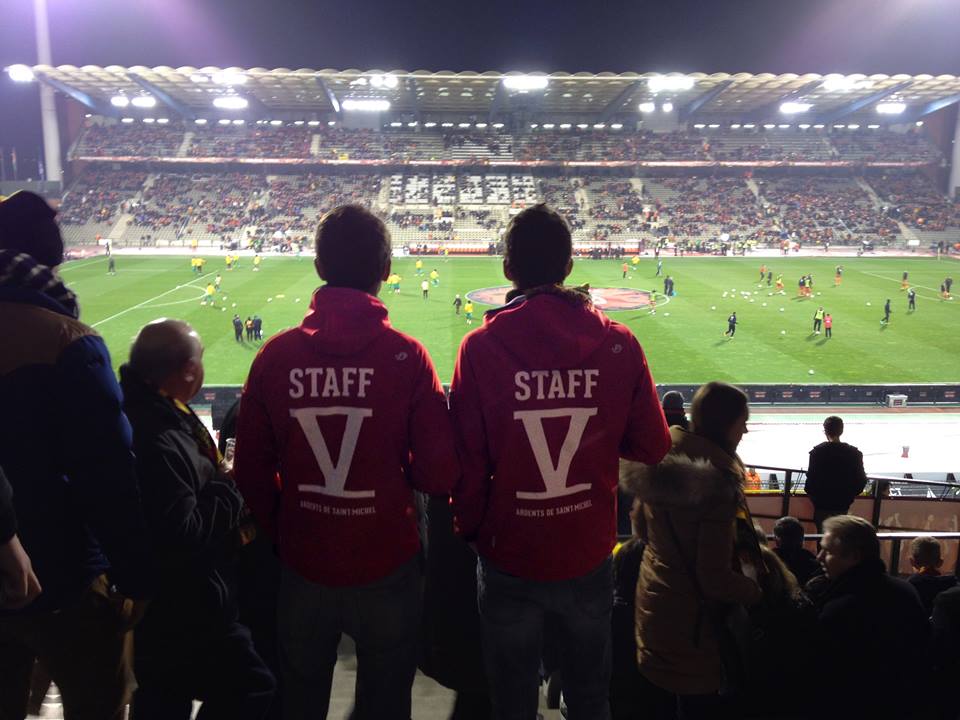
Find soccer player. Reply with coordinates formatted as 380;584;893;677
233;314;243;342
202;283;216;306
449;204;670;720
942;281;952;300
464;299;474;325
835;265;843;287
430;268;440;287
252;314;262;341
806;274;814;297
244;316;254;341
226;255;234;271
908;288;917;311
453;294;463;315
766;269;773;287
775;273;785;294
197;257;206;274
824;313;833;338
415;258;424;276
421;279;429;300
214;273;222;291
621;261;628;279
393;273;402;294
253;254;262;272
901;271;909;290
759;263;767;283
798;276;806;297
945;277;953;295
655;259;663;277
725;311;738;338
631;255;640;269
107;255;116;275
234;205;457;719
813;306;825;334
882;299;892;324
191;257;199;274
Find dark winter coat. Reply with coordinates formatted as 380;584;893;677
804;440;868;513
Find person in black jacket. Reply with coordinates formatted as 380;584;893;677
121;319;274;720
814;516;930;719
772;516;822;586
906;536;957;617
804;417;868;531
0;466;41;610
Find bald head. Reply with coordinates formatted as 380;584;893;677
129;319;204;402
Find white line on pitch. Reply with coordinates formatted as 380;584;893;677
58;257;104;272
91;271;217;327
858;271;953;302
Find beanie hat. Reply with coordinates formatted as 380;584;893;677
661;391;685;410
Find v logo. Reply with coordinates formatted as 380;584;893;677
291;407;375;499
513;408;598;500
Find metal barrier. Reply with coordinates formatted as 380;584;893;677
768;532;960;576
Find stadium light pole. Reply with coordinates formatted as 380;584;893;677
34;0;63;188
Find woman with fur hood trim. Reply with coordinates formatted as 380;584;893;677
620;381;765;719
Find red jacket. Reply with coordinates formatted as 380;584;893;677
235;286;458;586
450;290;670;581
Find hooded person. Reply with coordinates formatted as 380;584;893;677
450;203;671;720
0;191;154;720
234;205;458;720
661;390;689;430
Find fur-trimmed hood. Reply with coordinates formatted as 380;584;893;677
620;427;743;507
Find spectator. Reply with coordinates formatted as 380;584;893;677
906;536;958;616
0;466;41;610
772;516;822;586
661;390;690;430
0;191;153;720
931;585;960;719
120;319;274;719
235;205;458;719
804;416;868;531
451;203;671;720
814;516;930;719
620;381;764;717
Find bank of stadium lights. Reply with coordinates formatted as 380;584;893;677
390;121;403;127
778;124;791;129
529;123;538;129
821;75;872;92
502;75;549;91
693;123;706;129
142;118;155;124
610;123;624;130
193;118;208;125
742;123;755;129
780;102;812;114
916;121;924;127
661;102;674;113
461;122;473;128
327;120;336;126
542;123;555;129
833;123;846;129
475;122;487;129
638;102;655;113
132;96;156;109
341;99;390;112
293;120;304;126
707;123;720;129
798;123;811;129
593;123;606;129
269;119;283;126
306;120;320;126
407;121;418;127
369;74;398;89
867;124;881;129
492;122;505;129
121;117;134;123
211;71;247;86
232;119;245;125
424;121;437;128
6;64;35;82
218;118;232;125
813;123;825;129
647;75;695;93
730;123;741;129
763;123;776;129
876;102;907;115
559;123;571;129
110;96;130;108
213;96;248;110
847;124;860;130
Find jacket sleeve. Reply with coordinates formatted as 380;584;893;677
619;337;671;464
407;346;460;495
234;355;281;541
803;449;824;504
695;503;763;606
449;340;491;540
850;449;868;497
0;466;15;544
136;432;244;555
56;335;153;598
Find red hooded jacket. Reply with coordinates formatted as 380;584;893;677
235;286;458;586
450;290;670;581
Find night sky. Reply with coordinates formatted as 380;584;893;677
1;0;958;175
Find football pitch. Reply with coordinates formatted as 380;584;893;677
63;254;959;386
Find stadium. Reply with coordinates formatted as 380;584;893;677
1;1;960;717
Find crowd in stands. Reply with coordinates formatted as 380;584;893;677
870;172;960;231
831;130;942;163
188;126;312;159
74;122;185;157
2;194;960;719
57;169;146;226
655;176;774;243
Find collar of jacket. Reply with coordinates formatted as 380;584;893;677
620;427;744;507
819;557;887;603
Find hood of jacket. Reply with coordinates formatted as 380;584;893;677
620;426;743;507
481;286;613;369
300;285;392;357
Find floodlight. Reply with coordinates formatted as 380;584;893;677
708;124;719;129
7;64;35;83
424;121;437;128
406;121;417;127
110;96;130;108
611;123;623;129
294;120;305;125
218;118;232;125
576;123;589;129
190;74;209;83
867;124;880;129
269;119;283;126
213;96;248;110
212;71;247;86
847;124;860;130
559;123;571;129
638;102;655;113
371;75;383;88
195;118;208;125
492;122;505;129
813;124;825;129
661;102;674;113
876;102;906;115
742;123;756;129
461;122;473;128
232;119;245;125
763;123;776;129
693;123;706;129
916;121;924;127
593;123;606;129
503;75;549;91
647;75;694;93
390;121;403;127
121;117;134;123
327;120;336;126
132;96;156;108
307;120;321;126
821;75;871;92
475;122;487;128
441;122;454;128
157;118;169;124
780;102;812;114
798;123;811;129
730;123;741;129
778;124;790;129
342;99;390;112
142;118;155;124
542;123;555;129
529;123;538;129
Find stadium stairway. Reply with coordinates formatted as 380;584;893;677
310;133;322;157
745;177;761;200
177;132;194;158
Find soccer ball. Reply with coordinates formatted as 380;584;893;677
221;308;226;312
231;302;237;308
762;303;767;307
781;330;786;335
711;305;717;310
749;299;755;303
866;302;872;306
295;298;301;303
816;292;821;296
779;308;785;312
663;312;670;317
768;293;773;296
722;292;728;298
267;297;273;303
808;369;815;375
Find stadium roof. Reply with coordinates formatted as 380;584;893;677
17;65;960;123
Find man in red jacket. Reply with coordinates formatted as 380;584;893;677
235;205;459;720
450;204;671;720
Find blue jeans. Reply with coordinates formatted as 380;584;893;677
477;557;614;720
277;558;421;720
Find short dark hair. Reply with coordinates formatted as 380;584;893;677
773;516;805;549
690;381;749;453
315;205;390;291
910;536;942;568
823;416;844;437
504;204;572;289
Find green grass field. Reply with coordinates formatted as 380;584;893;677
62;254;959;385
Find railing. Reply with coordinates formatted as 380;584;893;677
770;532;960;576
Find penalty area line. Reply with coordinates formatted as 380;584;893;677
91;271;217;328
